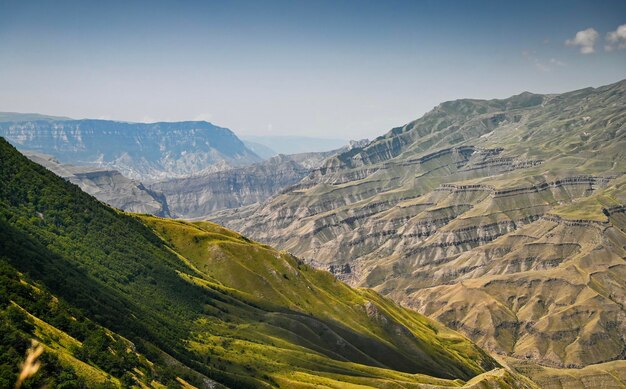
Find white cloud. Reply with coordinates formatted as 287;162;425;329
605;24;626;51
565;28;599;54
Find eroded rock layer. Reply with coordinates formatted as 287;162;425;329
0;119;261;180
25;151;170;216
149;148;355;217
211;80;626;369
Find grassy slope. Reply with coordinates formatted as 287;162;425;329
0;137;527;388
138;216;498;385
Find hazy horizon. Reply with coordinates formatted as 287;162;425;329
1;0;625;139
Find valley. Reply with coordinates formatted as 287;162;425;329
0;138;530;387
1;80;624;388
2;1;624;387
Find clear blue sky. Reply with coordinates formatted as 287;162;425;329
1;0;625;139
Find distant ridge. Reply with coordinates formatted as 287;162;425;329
0;117;262;180
0;111;73;122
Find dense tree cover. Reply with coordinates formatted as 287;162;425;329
0;257;149;387
0;250;209;387
0;139;212;386
0;261;85;388
0;138;294;387
0;137;309;387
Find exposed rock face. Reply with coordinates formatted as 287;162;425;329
210;79;626;369
150;141;368;218
18;137;367;219
0;119;261;181
25;152;170;216
149;155;309;217
242;139;278;159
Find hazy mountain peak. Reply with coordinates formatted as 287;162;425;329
0;117;262;181
0;111;73;122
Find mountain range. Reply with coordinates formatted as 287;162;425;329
211;80;626;384
0;117;262;181
0;114;363;217
1;80;625;388
14;143;366;219
0;137;532;388
150;140;369;218
23;151;171;217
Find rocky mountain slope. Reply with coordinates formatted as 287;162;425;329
0;117;261;181
151;140;368;218
0;137;532;388
211;80;626;372
242;140;278;159
19;140;365;219
24;151;170;216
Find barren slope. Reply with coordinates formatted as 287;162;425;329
211;80;626;370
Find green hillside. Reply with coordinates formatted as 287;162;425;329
0;137;530;388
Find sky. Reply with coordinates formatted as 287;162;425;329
1;0;625;140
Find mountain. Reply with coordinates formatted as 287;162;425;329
211;80;626;375
242;135;349;155
24;151;170;217
0;112;72;122
0;117;262;181
150;141;369;218
0;137;532;388
149;154;312;218
242;140;278;159
15;133;366;219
